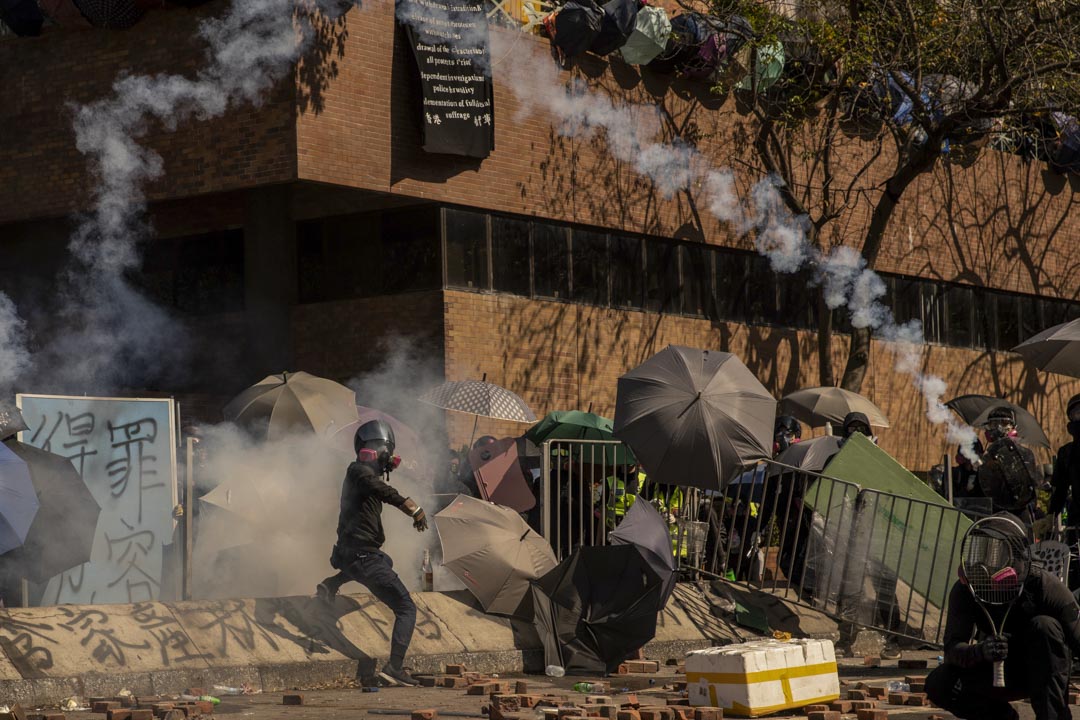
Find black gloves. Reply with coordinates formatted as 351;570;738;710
946;636;1009;668
412;507;428;532
978;636;1010;663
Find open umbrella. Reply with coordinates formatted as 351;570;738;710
435;495;556;616
944;395;1051;449
0;442;39;555
224;371;359;441
589;0;637;56
526;410;635;465
531;543;663;674
779;386;890;429
470;438;537;513
769;436;844;475
613;346;775;490
419;379;536;423
1014;318;1080;379
543;0;602;61
331;406;428;474
1;439;101;583
71;0;142;27
619;5;670;65
609;499;676;606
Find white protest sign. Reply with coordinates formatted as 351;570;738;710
17;394;179;604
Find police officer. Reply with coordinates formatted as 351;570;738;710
316;420;428;687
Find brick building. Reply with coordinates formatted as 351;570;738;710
1;1;1078;473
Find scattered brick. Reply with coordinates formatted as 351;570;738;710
806;713;840;720
669;710;692;720
862;656;881;667
107;711;131;720
638;710;663;720
442;677;470;689
94;703;121;714
282;694;304;706
856;711;887;720
412;711;438;720
867;687;887;699
119;698;135;710
0;706;25;720
887;693;909;705
130;711;152;720
623;695;639;709
1070;692;1080;705
692;710;722;720
898;659;928;669
624;660;661;673
193;702;214;716
419;676;438;688
515;681;529;695
617;664;630;675
446;665;466;676
615;712;640;720
665;698;689;707
468;682;502;696
851;700;877;710
905;693;928;706
162;711;185;720
30;714;65;720
595;708;619;720
587;697;613;705
827;701;851;713
847;690;867;700
909;682;925;693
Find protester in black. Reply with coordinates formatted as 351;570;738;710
316;420;428;687
1049;394;1080;527
925;514;1080;720
977;406;1040;525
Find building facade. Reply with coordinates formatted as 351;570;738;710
1;1;1079;472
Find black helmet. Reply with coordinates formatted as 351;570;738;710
354;419;396;468
774;415;802;438
1067;394;1080;422
842;411;872;438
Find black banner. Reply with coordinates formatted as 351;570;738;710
397;0;495;159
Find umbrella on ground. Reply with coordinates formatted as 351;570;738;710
531;543;663;674
525;410;635;465
589;0;637;56
72;0;142;27
619;5;670;65
0;0;43;35
1;439;101;583
0;442;39;555
613;345;775;490
543;0;602;61
419;378;536;423
769;436;844;475
332;406;428;473
944;395;1051;449
609;499;676;606
1014;318;1080;379
779;386;890;429
470;438;537;512
225;371;359;441
435;495;556;616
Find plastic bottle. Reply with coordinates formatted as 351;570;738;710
545;665;565;677
199;696;221;706
886;681;910;693
213;686;242;696
572;683;593;693
421;550;434;592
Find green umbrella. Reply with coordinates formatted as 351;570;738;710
526;411;636;465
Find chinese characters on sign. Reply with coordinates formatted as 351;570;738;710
397;0;495;158
17;395;178;605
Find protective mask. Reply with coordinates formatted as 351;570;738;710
388;454;402;471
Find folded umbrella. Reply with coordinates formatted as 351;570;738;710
614;345;775;490
1013;317;1080;379
1;439;100;583
779;386;890;429
609;499;676;606
225;371;359;441
531;543;663;674
944;395;1050;449
435;495;556;616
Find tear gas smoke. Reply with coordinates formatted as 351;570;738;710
0;295;31;396
490;32;981;460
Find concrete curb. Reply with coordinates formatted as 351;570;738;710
0;585;730;705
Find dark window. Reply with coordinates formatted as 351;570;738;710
946;285;975;348
680;244;710;317
610;235;643;309
491;215;531;296
778;268;817;329
534;222;569;299
920;282;945;343
1019;296;1046;345
714;251;748;322
994;292;1021;350
572;230;608;305
137;229;245;314
645;239;679;313
444;208;489;290
747;255;779;324
891;275;922;327
383;208;441;294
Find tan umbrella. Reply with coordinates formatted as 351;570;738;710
779;386;890;429
1013;318;1080;379
434;494;556;616
224;371;358;441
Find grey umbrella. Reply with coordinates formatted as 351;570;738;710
419;379;536;423
945;395;1051;449
768;435;844;476
1014;318;1080;379
609;499;676;606
613;346;775;490
780;386;890;429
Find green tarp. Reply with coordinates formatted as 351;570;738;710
806;433;971;616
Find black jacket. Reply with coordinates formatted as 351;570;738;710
1049;441;1080;523
335;461;407;552
942;567;1080;667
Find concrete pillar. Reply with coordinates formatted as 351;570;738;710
243;185;297;379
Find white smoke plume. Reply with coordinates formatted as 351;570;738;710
491;32;981;460
0;294;31;395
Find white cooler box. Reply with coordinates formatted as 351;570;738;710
686;639;840;717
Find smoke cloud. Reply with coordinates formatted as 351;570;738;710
0;295;30;396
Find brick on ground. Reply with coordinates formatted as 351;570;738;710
107;711;131;720
282;694;304;706
887;692;909;705
851;700;877;710
515;681;529;694
0;706;25;720
615;712;640;720
93;703;121;714
856;711;887;720
905;693;929;706
586;695;613;704
412;711;438;720
827;701;851;713
847;689;867;700
803;706;830;714
862;656;881;667
624;660;661;673
867;687;887;699
692;710;722;720
806;713;840;720
129;712;151;720
899;659;929;669
445;664;466;676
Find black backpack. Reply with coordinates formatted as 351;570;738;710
978;438;1038;512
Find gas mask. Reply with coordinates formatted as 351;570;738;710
984;420;1017;444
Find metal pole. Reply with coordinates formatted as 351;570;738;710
944;453;953;504
183;436;195;601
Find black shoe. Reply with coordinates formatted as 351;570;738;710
377;664;418;687
316;582;336;604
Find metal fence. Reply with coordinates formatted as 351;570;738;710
538;439;969;646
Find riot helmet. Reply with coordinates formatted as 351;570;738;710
354;419;398;471
773;415;802;455
1067;394;1080;438
842;411;872;439
984;406;1017;442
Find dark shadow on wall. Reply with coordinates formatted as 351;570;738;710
296;2;355;117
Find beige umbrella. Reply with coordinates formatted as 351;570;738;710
779;386;890;429
1013;318;1080;379
224;371;359;441
434;494;556;616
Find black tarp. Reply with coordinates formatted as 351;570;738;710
647;13;719;77
0;0;43;36
531;544;663;674
589;0;639;57
396;0;495;158
545;0;603;61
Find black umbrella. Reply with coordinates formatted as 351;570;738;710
944;395;1051;449
0;0;44;36
589;0;638;56
609;499;676;606
545;0;603;61
0;439;102;584
768;436;844;475
72;0;143;28
531;544;663;674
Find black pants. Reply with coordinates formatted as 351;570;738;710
322;550;416;669
925;615;1072;720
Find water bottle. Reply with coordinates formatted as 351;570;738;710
572;683;593;693
886;681;910;693
545;665;565;677
421;550;434;592
198;696;221;706
213;686;242;696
